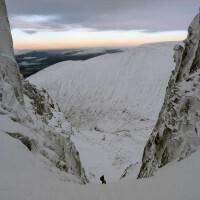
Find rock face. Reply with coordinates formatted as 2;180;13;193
0;0;24;106
0;0;88;183
0;0;14;58
138;14;200;178
120;162;141;180
23;81;88;182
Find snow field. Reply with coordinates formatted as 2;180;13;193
29;42;178;180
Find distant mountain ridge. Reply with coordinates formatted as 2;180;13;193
15;48;123;78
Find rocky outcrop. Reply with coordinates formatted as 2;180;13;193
0;0;88;184
0;0;23;106
0;0;14;58
138;14;200;178
120;162;141;180
23;80;88;182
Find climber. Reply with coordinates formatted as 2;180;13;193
100;175;106;184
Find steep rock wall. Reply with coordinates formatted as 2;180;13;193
138;14;200;178
0;0;23;105
0;1;88;183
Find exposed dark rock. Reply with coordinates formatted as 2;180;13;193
6;132;37;152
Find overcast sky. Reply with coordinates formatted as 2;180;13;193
6;0;199;49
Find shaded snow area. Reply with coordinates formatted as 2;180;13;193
1;131;200;200
29;41;178;181
71;121;151;182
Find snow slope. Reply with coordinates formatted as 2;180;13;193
1;130;200;200
29;42;177;132
29;41;178;181
1;0;200;198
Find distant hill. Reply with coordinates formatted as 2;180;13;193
15;48;123;78
29;42;177;131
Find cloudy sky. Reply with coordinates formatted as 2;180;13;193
6;0;199;50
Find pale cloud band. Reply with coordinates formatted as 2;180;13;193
6;0;199;34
